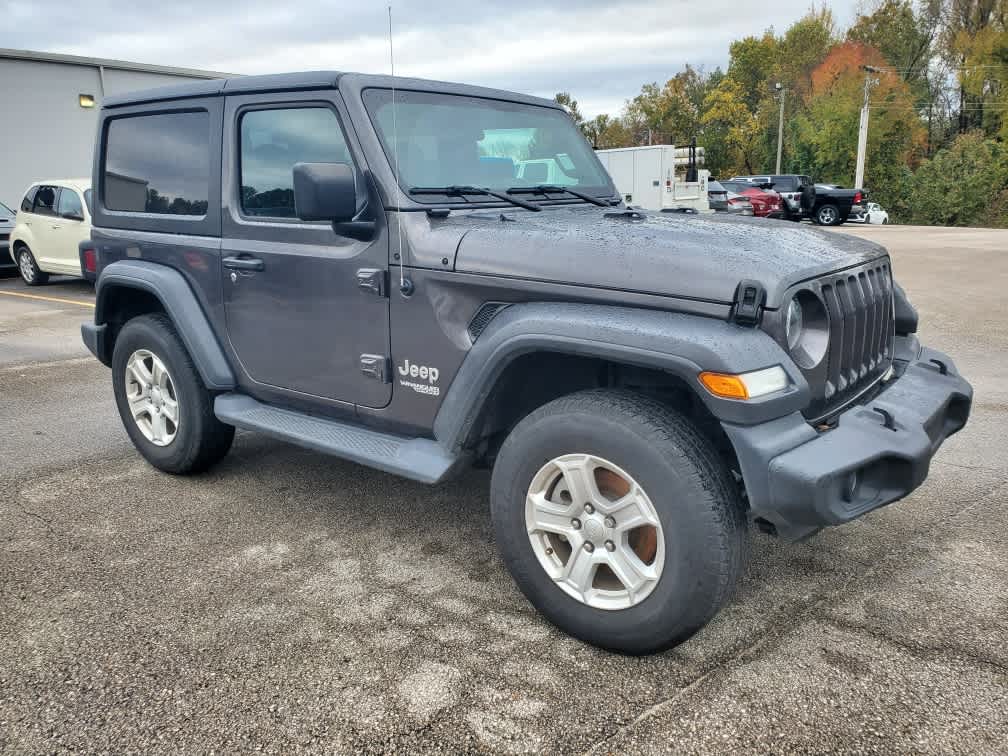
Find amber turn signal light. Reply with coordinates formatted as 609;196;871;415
699;372;749;400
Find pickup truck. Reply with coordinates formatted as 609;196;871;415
731;174;865;225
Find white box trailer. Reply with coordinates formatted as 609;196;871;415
595;145;710;213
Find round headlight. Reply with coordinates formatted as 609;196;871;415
785;297;804;351
785;290;830;368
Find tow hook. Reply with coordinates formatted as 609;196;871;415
873;407;897;431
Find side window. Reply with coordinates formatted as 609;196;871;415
83;189;93;214
32;186;58;216
57;188;84;218
104;111;210;215
21;186;38;212
239;107;353;218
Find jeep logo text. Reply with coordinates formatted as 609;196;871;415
398;359;439;384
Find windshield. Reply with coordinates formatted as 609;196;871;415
363;89;613;201
0;200;13;219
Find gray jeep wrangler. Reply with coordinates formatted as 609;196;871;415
81;72;972;654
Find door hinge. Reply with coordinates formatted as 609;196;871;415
360;354;392;383
356;268;388;297
732;280;766;326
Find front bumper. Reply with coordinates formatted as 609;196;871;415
723;341;972;541
81;322;110;365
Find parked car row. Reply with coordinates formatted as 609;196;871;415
707;173;881;226
2;179;93;285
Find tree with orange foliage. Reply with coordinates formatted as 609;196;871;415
792;41;925;208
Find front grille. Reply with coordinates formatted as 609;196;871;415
807;261;895;420
0;233;9;242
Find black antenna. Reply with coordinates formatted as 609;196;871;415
388;5;412;296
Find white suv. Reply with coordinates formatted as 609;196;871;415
10;179;92;285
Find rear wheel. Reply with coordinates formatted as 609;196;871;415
16;245;49;286
491;389;747;655
112;313;234;474
815;204;840;226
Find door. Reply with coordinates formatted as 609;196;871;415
221;93;391;408
28;185;59;267
52;187;90;272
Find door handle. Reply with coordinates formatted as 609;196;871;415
222;255;264;271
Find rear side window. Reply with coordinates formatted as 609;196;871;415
104;111;210;215
239;107;353;218
774;177;798;191
21;186;38;212
57;188;84;218
32;186;58;216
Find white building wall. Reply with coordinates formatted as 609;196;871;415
0;56;221;209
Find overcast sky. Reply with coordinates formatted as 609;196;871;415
3;1;856;117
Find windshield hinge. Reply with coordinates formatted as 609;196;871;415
732;280;766;326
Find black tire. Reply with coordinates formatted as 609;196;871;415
815;204;841;226
16;245;49;286
491;389;747;655
112;313;234;474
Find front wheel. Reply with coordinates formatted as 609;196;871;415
112;313;234;474
490;389;747;655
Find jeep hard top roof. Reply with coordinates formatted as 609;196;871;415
102;71;560;111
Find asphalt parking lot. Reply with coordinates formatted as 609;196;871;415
1;225;1006;754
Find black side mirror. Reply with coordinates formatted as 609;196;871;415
293;162;357;223
61;211;84;222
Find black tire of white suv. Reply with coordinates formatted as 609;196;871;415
112;314;235;474
490;389;747;655
16;245;49;286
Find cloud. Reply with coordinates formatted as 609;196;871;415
3;0;856;116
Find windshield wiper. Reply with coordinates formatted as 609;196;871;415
507;185;612;207
409;185;541;212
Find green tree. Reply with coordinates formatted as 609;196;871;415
727;32;779;110
847;0;937;91
905;132;1008;225
701;78;765;174
553;92;585;129
778;7;836;100
623;66;713;145
582;114;633;149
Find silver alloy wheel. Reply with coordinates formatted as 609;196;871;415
124;349;179;446
525;454;665;610
818;205;838;224
18;250;34;283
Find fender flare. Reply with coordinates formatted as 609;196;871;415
93;260;235;391
432;302;809;453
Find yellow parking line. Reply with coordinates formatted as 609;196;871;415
0;289;95;308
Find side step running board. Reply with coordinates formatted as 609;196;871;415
214;394;460;484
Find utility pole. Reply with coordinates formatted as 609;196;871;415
775;82;785;174
854;65;880;189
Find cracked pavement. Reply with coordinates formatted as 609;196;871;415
1;225;1007;754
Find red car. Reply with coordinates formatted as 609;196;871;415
720;181;784;218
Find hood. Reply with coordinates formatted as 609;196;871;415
452;206;889;308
